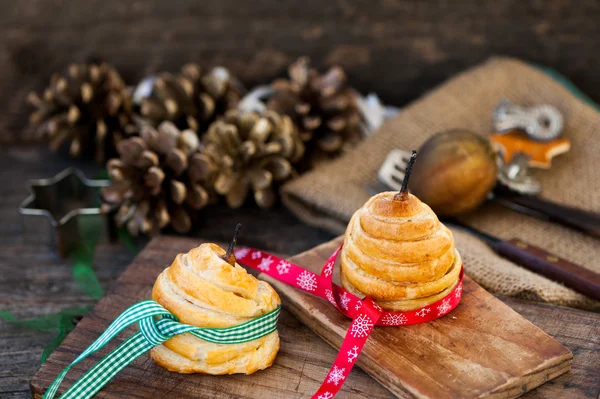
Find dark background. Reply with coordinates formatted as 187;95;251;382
2;0;600;143
2;2;600;398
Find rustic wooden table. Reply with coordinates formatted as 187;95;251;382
2;2;600;397
1;144;598;398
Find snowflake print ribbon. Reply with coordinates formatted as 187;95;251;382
236;245;464;398
257;256;273;272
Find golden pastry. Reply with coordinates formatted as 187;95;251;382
341;151;461;311
150;225;281;374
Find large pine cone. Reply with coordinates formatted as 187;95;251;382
267;57;362;156
101;121;214;236
139;64;243;133
202;109;305;209
28;62;137;163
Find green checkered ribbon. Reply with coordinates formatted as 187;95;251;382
44;300;281;399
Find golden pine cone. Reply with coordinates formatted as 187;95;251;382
202;109;305;209
267;57;362;156
101;121;215;236
28;62;137;163
139;64;243;133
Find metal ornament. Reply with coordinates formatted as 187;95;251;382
493;98;564;141
237;86;400;137
132;76;156;105
19;168;112;258
236;85;275;113
496;152;541;195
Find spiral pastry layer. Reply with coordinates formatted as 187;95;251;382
150;243;280;374
341;192;462;311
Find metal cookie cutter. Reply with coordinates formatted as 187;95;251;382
19;168;112;258
493;98;563;141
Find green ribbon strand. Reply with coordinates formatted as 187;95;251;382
2;169;141;364
117;226;137;254
0;306;92;364
43;300;281;399
0;306;90;331
72;244;104;300
40;310;90;363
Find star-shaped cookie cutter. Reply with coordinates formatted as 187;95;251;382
19;168;112;258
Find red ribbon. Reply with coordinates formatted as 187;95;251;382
236;245;463;399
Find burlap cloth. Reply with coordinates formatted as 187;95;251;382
282;57;600;311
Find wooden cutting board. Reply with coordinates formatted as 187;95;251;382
30;236;572;399
262;237;572;398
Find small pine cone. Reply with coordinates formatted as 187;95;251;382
28;62;137;163
202;109;305;209
139;64;243;133
267;56;362;156
101;121;215;236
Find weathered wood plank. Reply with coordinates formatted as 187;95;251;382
29;235;598;399
30;236;393;399
495;296;600;399
264;238;573;398
1;146;598;398
0;145;333;398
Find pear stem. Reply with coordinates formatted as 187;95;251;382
222;223;242;265
394;150;417;201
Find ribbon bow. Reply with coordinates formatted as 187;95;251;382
43;301;281;399
44;244;461;399
236;244;463;399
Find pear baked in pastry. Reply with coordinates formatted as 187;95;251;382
150;240;281;375
340;152;461;311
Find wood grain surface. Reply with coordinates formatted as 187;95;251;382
29;236;392;399
28;235;596;399
3;1;600;143
0;145;333;399
2;146;599;398
264;238;573;398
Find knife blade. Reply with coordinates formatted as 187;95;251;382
445;218;600;301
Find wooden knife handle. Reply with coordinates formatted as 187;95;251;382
503;195;600;238
495;238;600;301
